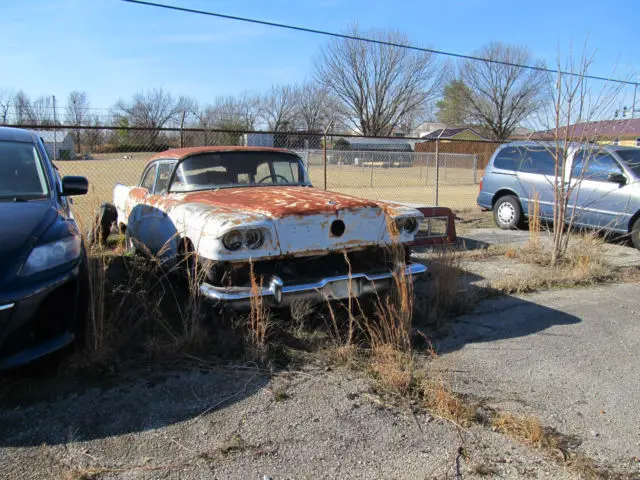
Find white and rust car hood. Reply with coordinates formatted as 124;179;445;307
160;186;422;261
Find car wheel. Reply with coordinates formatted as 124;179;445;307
631;217;640;251
87;203;117;247
493;195;522;230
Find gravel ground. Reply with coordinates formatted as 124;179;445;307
1;364;579;480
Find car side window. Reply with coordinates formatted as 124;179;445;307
154;162;174;195
493;146;521;171
572;151;623;182
518;148;558;176
141;164;157;191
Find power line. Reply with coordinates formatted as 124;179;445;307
122;0;638;87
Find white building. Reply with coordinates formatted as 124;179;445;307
33;130;75;160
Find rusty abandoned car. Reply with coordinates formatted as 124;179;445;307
0;127;89;370
99;146;428;307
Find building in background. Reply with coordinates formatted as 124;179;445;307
33;130;75;160
420;127;488;142
535;119;640;146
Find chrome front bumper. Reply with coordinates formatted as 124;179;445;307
199;262;427;307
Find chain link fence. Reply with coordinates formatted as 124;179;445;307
7;124;503;222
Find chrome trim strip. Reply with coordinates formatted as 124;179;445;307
0;303;15;312
199;263;427;303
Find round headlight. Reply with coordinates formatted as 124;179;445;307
402;217;419;234
244;229;264;249
222;230;243;251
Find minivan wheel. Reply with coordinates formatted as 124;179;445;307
493;195;522;230
631;217;640;251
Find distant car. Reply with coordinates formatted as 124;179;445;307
478;142;640;250
107;146;427;308
0;127;89;370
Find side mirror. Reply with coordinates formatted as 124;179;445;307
607;172;627;185
61;176;89;196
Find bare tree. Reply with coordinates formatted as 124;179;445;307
192;94;262;145
529;48;627;264
29;96;55;126
84;115;104;152
13;91;33;125
459;42;546;140
115;88;192;144
314;26;442;136
293;81;336;131
262;85;297;131
66;91;90;150
0;89;13;124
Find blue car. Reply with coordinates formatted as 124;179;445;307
0;127;89;370
477;142;640;250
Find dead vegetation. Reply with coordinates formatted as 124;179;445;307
36;211;631;479
496;233;616;294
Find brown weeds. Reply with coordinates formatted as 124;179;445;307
247;261;269;358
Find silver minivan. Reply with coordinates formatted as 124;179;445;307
477;142;640;250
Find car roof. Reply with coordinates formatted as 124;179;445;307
146;146;296;166
499;140;639;152
0;126;39;144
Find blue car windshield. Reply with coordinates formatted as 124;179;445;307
616;149;640;178
0;141;49;200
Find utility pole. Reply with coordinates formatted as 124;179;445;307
633;84;637;119
52;95;57;160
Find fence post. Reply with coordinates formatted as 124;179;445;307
370;157;374;187
434;138;440;206
473;154;478;184
322;132;327;190
179;110;186;148
52;95;57;160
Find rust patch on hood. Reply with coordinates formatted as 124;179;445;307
181;186;379;218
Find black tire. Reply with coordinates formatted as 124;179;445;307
493;195;523;230
87;203;117;247
631;217;640;251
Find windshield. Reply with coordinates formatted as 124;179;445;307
170;151;309;192
615;149;640;177
0;141;49;200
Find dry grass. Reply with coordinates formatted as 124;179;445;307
492;413;560;450
67;242;225;371
247;262;270;360
369;344;414;396
421;375;476;426
420;250;476;327
494;233;616;294
528;191;542;248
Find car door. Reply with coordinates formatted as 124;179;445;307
515;146;559;220
127;162;157;249
568;149;633;231
142;161;179;256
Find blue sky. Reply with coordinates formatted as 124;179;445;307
2;0;639;111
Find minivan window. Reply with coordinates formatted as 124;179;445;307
572;151;623;181
615;149;640;177
518;148;557;176
0;141;49;200
493;146;522;171
493;146;559;176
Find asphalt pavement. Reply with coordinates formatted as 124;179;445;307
434;283;640;468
